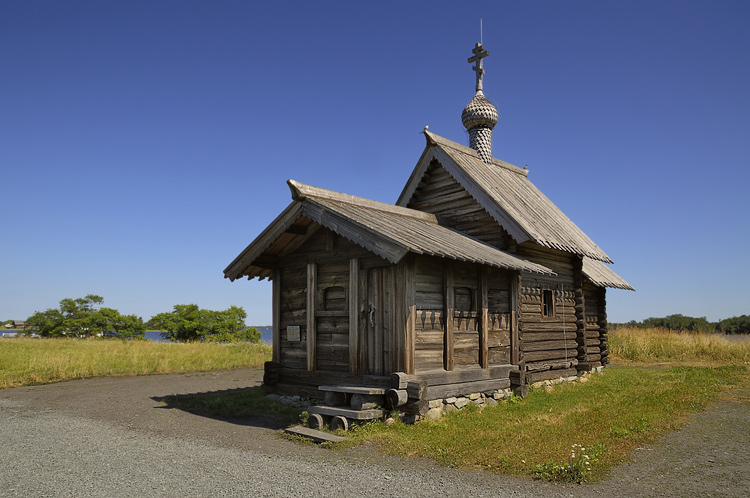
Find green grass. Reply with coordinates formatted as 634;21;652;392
335;328;750;480
343;365;749;481
0;337;272;389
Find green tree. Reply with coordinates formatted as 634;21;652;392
25;295;144;339
718;315;750;335
151;304;253;342
26;308;66;337
91;307;146;339
641;314;716;333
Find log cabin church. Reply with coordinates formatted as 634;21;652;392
224;42;633;419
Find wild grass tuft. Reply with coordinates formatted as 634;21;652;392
0;337;271;389
609;327;750;365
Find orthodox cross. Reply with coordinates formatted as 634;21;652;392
467;42;489;92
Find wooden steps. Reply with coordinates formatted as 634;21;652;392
318;385;386;395
308;384;388;432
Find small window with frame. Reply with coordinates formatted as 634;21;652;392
542;289;555;318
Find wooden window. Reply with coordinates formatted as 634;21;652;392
542;289;555;318
454;287;473;313
323;286;347;311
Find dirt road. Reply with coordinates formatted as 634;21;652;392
1;369;748;497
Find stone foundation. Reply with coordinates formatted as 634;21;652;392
268;366;605;427
421;387;514;421
530;365;604;390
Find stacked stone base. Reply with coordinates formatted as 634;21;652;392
266;367;605;427
421;387;514;421
529;365;604;390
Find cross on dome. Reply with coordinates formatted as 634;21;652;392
467;42;489;92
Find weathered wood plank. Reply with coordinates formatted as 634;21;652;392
488;346;510;364
523;339;579;352
285;426;347;444
522;331;575;342
523;349;578;363
444;263;454;371
415;329;444;347
307;406;385;420
404;259;416;374
319;385;386;395
277;367;390;389
307;262;316;372
415;352;444;371
272;269;281;363
521;321;578;332
526;367;578;383
403;364;517;386
426;378;512;400
480;267;489;369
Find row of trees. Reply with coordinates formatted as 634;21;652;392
613;314;750;335
26;295;145;339
25;295;260;342
148;304;260;342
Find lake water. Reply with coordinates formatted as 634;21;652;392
144;327;273;344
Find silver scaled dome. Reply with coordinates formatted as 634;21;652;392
461;91;499;130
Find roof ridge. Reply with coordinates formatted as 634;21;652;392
420;132;613;263
424;130;528;177
287;180;438;223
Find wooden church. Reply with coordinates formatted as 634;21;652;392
224;42;633;416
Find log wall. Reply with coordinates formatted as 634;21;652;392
414;257;445;371
278;263;307;370
452;262;479;367
276;227;374;375
413;256;513;373
406;160;514;250
487;267;512;366
517;245;579;383
581;282;609;369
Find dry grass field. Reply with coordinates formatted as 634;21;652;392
0;337;271;389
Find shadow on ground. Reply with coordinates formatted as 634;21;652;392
151;386;302;430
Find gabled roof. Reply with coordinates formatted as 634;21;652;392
582;258;635;291
224;180;555;281
398;131;613;263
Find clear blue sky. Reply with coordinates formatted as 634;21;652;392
2;1;748;325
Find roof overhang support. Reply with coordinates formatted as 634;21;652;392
223;202;305;281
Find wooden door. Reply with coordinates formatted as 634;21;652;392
314;262;350;373
361;266;393;375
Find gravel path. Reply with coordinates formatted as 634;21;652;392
1;369;748;497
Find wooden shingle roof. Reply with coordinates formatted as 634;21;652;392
224;180;555;281
398;131;613;263
582;258;635;291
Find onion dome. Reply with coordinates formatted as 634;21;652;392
461;91;499;131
